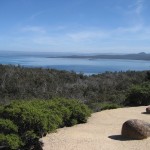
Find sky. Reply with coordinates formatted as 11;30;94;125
0;0;150;53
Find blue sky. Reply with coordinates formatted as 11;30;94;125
0;0;150;53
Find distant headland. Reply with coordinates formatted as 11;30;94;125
47;52;150;61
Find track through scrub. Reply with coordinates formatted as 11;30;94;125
42;106;150;150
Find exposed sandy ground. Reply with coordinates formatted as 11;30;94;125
42;106;150;150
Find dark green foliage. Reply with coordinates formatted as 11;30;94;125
124;82;150;106
0;98;91;149
146;71;150;81
0;64;149;149
0;65;147;108
0;119;18;134
0;105;4;115
99;103;121;110
87;102;121;112
50;98;92;125
0;134;23;150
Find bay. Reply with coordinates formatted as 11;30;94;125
0;55;150;74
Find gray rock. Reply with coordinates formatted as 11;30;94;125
121;119;150;139
146;107;150;114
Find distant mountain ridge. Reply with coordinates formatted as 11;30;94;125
48;52;150;61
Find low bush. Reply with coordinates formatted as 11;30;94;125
0;134;23;150
88;102;120;112
0;119;18;134
0;98;91;149
124;82;150;106
100;103;120;110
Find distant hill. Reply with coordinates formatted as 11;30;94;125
48;52;150;61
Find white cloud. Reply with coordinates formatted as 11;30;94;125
128;0;144;16
30;11;45;20
114;24;142;34
21;26;46;34
67;30;109;41
65;23;150;42
135;0;144;15
32;36;57;45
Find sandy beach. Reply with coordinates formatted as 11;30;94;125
42;106;150;150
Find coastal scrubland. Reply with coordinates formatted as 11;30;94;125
0;98;91;149
0;65;149;108
0;64;150;149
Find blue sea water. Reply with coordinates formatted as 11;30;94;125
0;53;150;74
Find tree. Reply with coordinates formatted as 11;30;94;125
124;83;150;106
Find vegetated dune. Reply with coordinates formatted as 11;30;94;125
42;106;150;150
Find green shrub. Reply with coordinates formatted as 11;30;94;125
51;98;92;126
0;98;91;149
0;105;4;115
0;119;18;134
21;130;39;149
100;103;120;110
124;82;150;106
88;102;120;112
2;103;49;137
0;134;23;150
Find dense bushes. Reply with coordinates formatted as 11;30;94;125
0;134;23;149
0;119;18;134
0;98;91;149
86;102;121;112
124;82;150;106
0;119;22;149
0;65;147;108
0;65;149;149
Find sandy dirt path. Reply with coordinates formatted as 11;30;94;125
42;106;150;150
